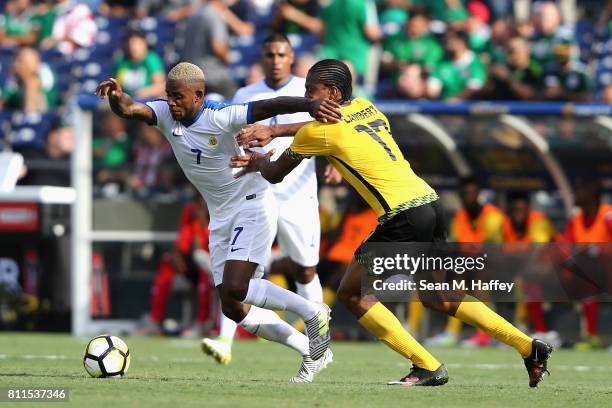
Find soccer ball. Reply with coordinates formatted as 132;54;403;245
83;335;131;378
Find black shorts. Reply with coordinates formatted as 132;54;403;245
356;200;447;254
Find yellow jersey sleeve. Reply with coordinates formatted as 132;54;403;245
288;122;332;160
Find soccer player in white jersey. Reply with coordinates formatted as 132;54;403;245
95;62;341;382
202;34;342;368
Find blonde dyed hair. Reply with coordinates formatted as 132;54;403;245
167;62;205;83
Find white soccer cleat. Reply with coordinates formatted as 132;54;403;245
423;331;459;347
201;338;232;365
304;303;331;360
289;348;334;384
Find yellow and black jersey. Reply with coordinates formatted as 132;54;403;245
288;98;438;223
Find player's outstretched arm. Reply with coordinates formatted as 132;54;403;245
249;97;342;124
230;148;301;184
236;122;310;148
95;78;154;124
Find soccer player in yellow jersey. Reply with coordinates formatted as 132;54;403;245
231;59;552;387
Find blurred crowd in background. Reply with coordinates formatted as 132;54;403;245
0;1;611;194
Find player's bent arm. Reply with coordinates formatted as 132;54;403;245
259;150;302;183
237;122;311;148
230;148;302;184
271;122;310;137
96;78;154;124
249;97;341;124
108;93;154;124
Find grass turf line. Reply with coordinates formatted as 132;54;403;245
0;333;610;408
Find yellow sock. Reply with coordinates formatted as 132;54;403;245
267;274;289;320
455;296;533;358
358;302;440;371
407;301;425;334
445;316;462;336
323;286;336;307
292;319;305;333
515;302;528;328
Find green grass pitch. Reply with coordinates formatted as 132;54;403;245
0;332;610;407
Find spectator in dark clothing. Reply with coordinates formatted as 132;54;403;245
544;43;592;102
271;0;322;35
129;125;172;197
478;36;543;100
181;0;240;98
135;0;196;21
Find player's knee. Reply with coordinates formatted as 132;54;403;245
220;280;249;303
336;285;359;307
422;301;453;314
295;266;316;284
218;289;243;321
220;301;243;323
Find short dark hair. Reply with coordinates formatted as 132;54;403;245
446;29;469;44
575;176;602;196
410;6;431;20
307;59;353;103
507;190;530;204
262;32;291;48
125;28;147;41
459;175;480;189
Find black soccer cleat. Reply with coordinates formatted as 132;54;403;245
388;364;449;387
524;339;553;388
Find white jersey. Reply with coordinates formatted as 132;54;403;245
146;99;269;229
233;76;317;201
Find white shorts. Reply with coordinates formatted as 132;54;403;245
275;193;320;267
208;193;277;286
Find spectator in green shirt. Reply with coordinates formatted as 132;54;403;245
0;46;58;112
320;0;382;77
378;2;408;53
31;1;55;44
0;0;55;47
412;0;468;23
485;18;510;65
386;8;444;73
271;0;323;35
94;112;131;189
427;29;487;100
544;44;592;102
466;1;491;56
114;30;166;99
529;1;577;72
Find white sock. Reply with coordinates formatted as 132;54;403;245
243;279;318;320
239;306;309;355
218;310;237;344
295;273;323;303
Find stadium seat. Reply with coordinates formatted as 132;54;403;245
0;111;12;150
288;33;320;55
9;112;58;152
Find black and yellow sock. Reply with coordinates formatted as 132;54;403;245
455;295;533;358
358;302;441;371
